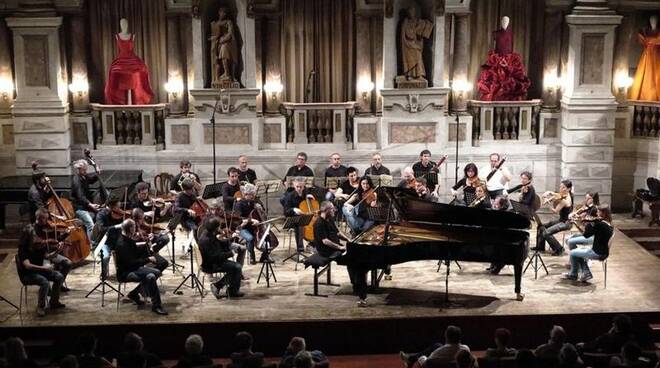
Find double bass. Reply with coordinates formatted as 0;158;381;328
299;196;320;242
34;163;91;264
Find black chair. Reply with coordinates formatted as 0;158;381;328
303;253;340;297
15;254;45;316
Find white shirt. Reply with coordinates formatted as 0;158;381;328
480;165;510;192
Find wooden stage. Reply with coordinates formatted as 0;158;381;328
0;213;659;358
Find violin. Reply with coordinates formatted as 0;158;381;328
360;188;377;206
111;207;132;220
142;197;169;208
542;191;568;206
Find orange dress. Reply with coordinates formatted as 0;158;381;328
629;30;660;101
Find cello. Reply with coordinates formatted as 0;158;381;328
299;196;320;242
83;148;110;206
34;162;91;264
247;204;279;252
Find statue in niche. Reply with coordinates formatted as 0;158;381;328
104;18;154;105
396;6;433;88
210;7;240;89
477;16;530;101
629;15;660;101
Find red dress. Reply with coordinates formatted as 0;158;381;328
104;34;154;105
477;28;530;101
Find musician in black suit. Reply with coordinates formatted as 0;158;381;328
171;160;201;193
173;179;199;232
114;219;168;315
283;152;314;189
222;167;242;211
282;177;315;253
71;159;101;240
130;182;172;221
27;167;51;223
198;217;244;298
509;171;536;209
237;155;257;184
94;199;124;278
412;150;437;190
365;153;391;176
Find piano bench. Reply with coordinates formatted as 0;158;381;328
304;254;340;297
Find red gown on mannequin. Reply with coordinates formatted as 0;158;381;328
104;34;154;105
477;27;530;101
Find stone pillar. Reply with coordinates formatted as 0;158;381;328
560;3;621;204
7;17;71;175
69;15;89;113
452;13;470;82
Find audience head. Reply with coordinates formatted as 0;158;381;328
78;333;98;355
5;337;27;366
613;314;633;334
234;331;254;351
621;342;642;364
60;355;78;368
494;328;512;348
549;325;566;344
185;335;204;355
293;351;314;368
515;349;536;368
445;325;462;344
558;344;579;366
455;350;475;368
123;332;144;353
288;337;306;354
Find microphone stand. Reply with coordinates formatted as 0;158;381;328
210;96;221;184
454;114;460;185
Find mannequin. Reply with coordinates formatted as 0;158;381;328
494;16;513;56
629;15;660;101
477;15;530;101
104;18;154;105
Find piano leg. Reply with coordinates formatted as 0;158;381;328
514;263;524;301
0;203;5;232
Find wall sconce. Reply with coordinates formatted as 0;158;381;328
68;77;89;104
263;80;283;102
543;72;560;109
614;71;633;104
165;78;185;101
357;78;375;102
451;79;472;112
0;77;14;103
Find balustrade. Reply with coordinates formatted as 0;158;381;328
631;101;660;138
90;103;166;147
281;102;356;144
468;100;541;144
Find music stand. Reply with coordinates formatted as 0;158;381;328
173;240;204;299
415;171;438;190
256;224;277;287
325;176;346;190
282;214;313;270
366;207;392;223
255;180;281;217
167;214;185;274
369;175;393;187
523;212;549;279
202;182;224;199
286;176;315;189
85;248;123;307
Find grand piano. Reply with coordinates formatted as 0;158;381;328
0;170;143;230
337;187;531;300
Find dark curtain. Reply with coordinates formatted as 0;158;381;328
87;0;167;103
468;0;545;99
281;0;355;103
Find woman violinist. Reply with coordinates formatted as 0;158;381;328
451;163;480;205
535;180;574;256
565;204;613;283
566;192;600;250
343;176;378;234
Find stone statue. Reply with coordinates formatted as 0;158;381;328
210;7;240;88
398;6;433;86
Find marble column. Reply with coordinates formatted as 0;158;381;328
7;17;71;175
69;15;89;113
560;3;621;205
452;12;469;82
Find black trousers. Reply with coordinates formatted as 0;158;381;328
210;260;242;294
347;266;368;300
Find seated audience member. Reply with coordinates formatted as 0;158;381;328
116;333;162;368
5;337;38;368
609;342;647;368
400;325;470;367
534;325;567;361
292;351;314;368
515;349;537;368
279;337;328;368
230;331;265;368
454;350;476;368
485;328;517;359
557;344;583;368
77;334;113;368
578;314;637;354
176;335;212;368
59;355;78;368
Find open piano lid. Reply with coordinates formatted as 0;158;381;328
383;187;531;230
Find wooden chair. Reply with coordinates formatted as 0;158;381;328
154;172;174;196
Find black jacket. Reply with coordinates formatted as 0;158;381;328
71;173;99;210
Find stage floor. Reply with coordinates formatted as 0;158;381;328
1;214;659;328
